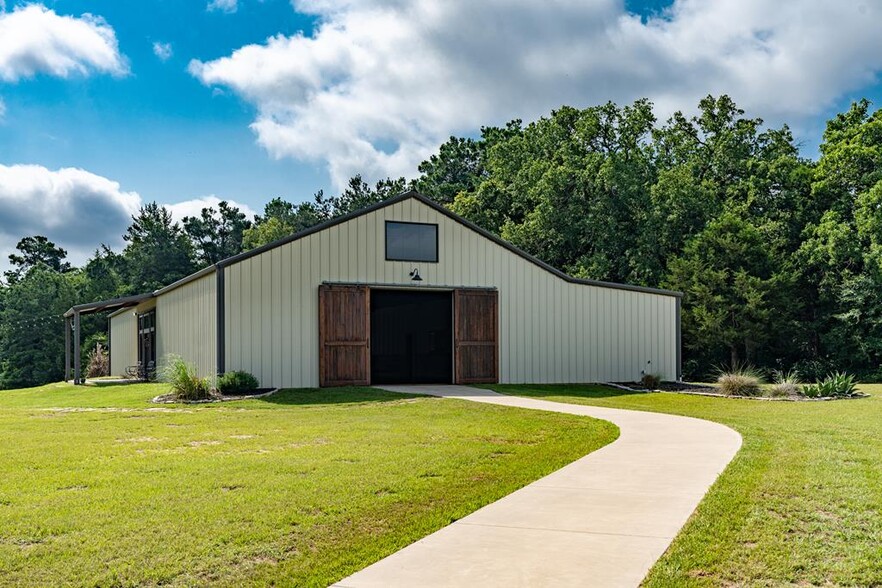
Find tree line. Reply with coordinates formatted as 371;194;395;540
2;94;881;388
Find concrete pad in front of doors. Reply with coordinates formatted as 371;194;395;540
332;385;742;588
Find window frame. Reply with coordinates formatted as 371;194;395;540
384;220;440;263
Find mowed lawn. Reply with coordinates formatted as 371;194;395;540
488;383;882;587
0;382;617;587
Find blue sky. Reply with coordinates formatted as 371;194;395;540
0;0;324;206
1;0;882;268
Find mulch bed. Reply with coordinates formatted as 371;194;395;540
151;388;279;404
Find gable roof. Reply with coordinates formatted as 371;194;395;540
86;190;680;305
67;190;680;320
214;190;682;298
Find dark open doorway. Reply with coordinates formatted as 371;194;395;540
370;289;453;384
137;310;156;380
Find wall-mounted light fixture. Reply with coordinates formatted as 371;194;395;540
409;267;423;282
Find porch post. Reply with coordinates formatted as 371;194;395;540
73;311;81;384
64;317;71;382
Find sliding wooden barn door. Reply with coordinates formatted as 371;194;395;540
454;289;499;384
319;285;370;387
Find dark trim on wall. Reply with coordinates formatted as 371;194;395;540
323;281;497;292
675;297;682;381
216;266;225;375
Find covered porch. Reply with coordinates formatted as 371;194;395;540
63;293;153;384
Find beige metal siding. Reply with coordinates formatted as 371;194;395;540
109;311;136;376
224;197;679;388
156;273;217;381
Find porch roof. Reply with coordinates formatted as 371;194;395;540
63;292;153;318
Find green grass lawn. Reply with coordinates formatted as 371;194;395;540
0;382;616;587
487;383;882;587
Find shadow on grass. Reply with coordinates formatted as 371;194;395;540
259;386;428;406
487;383;649;400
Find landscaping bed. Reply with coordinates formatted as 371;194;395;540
151;388;278;404
613;380;869;401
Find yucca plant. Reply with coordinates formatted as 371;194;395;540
159;355;212;401
716;363;763;397
803;372;857;398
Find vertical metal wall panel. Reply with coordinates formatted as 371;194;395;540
155;273;217;381
221;197;679;388
109;311;137;376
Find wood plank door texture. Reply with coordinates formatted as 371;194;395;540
319;285;370;387
454;289;499;384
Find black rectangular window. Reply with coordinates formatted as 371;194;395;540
385;221;438;262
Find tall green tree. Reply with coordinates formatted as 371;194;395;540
122;203;195;293
4;236;71;284
784;100;882;377
665;212;779;368
183;200;252;266
450;100;657;283
327;175;410;216
243;197;327;250
414;121;523;204
0;266;78;388
243;177;412;250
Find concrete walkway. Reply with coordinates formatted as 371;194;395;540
333;385;742;588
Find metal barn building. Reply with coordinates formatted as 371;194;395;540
65;191;682;387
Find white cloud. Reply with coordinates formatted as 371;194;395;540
190;0;882;189
152;41;173;62
0;3;127;82
0;165;257;272
0;164;140;270
207;0;238;14
165;195;257;225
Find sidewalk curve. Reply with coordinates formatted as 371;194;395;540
333;385;742;588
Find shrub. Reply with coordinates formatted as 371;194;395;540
217;371;260;395
86;343;110;378
769;368;801;398
802;372;858;398
159;355;211;401
716;364;763;397
640;372;662;389
792;357;837;384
